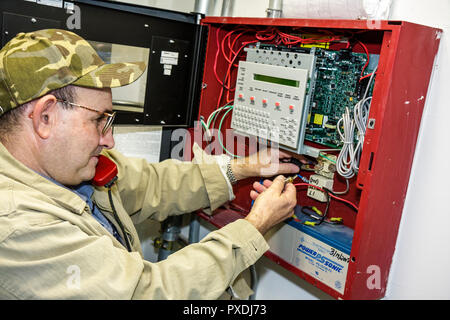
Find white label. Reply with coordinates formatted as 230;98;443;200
36;0;63;8
161;51;179;59
64;1;75;10
160;51;179;66
292;230;349;295
163;69;171;76
160;57;178;65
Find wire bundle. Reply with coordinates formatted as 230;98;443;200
336;67;377;179
353;96;372;171
294;182;359;212
336;107;356;179
199;104;239;158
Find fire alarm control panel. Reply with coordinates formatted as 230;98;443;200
1;0;441;300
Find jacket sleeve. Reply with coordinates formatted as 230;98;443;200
0;217;268;300
102;149;231;223
135;219;269;299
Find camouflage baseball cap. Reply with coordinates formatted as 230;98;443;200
0;29;147;115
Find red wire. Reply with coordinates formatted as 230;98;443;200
213;26;226;87
217;40;258;108
218;39;257;109
294;183;359;211
214;26;257;108
221;29;244;65
226;30;248;101
359;72;376;81
356;40;370;80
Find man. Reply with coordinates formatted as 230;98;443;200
0;29;299;299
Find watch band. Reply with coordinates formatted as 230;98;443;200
226;157;238;185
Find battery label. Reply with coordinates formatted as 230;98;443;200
292;230;349;295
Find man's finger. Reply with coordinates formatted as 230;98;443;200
282;182;298;204
268;175;286;194
250;190;259;201
278;150;292;159
252;181;267;194
278;163;300;174
263;179;273;188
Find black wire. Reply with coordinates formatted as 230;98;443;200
108;187;132;252
315;189;330;226
300;188;342;226
300;206;322;220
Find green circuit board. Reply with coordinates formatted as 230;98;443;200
306;48;376;148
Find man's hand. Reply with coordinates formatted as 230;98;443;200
230;148;304;180
245;175;297;235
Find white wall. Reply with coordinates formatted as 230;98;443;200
113;0;450;299
385;0;450;300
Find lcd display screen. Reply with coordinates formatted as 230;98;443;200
253;74;300;87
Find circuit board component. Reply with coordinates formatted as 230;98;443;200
306;48;376;147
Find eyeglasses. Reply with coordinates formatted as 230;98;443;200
56;99;116;135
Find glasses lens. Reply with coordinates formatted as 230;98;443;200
102;112;116;135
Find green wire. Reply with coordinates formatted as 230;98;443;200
319;152;336;164
200;119;209;131
218;106;241;158
207;103;233;128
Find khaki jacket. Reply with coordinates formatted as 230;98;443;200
0;143;269;299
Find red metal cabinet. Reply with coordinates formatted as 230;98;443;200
195;17;442;300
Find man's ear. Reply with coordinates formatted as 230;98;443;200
28;95;59;139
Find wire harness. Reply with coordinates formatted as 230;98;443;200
336;67;377;179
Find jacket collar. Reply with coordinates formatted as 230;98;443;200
0;142;86;215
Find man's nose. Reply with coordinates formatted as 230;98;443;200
100;127;115;150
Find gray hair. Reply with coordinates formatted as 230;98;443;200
0;85;77;143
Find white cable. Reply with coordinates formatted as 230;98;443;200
200;118;212;141
332;178;350;195
201;105;233;142
207;104;233;129
336;107;356;179
352;96;372;171
336;66;377;178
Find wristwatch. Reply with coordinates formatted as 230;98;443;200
225;157;238;185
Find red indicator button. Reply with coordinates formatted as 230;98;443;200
289;105;294;110
262;99;268;104
275;102;281;107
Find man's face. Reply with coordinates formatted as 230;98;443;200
45;87;115;186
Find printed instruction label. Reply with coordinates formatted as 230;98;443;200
160;51;179;65
160;51;179;76
292;230;349;295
